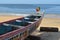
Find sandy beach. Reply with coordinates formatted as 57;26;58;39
31;17;60;40
39;18;60;30
0;15;23;23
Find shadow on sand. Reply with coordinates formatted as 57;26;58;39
37;31;60;40
25;30;60;40
25;26;60;40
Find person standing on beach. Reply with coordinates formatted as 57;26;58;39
36;7;41;15
30;7;44;18
36;7;43;18
36;7;40;14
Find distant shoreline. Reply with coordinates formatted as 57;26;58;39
0;13;60;18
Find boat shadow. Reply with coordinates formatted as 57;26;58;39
37;31;60;40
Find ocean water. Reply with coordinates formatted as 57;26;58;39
0;4;60;14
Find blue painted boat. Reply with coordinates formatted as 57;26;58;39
0;14;44;40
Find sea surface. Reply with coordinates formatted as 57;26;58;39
0;4;60;17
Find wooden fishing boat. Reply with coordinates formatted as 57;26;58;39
0;14;44;40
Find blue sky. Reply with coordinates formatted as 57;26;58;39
0;0;60;4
